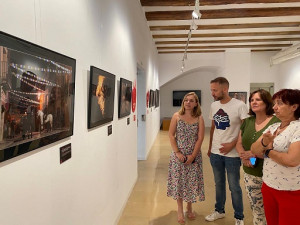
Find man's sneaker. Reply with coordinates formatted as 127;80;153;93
235;218;244;225
205;211;225;222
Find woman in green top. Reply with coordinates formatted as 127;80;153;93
236;89;280;225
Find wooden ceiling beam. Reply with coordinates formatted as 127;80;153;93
150;22;300;31
155;37;300;44
251;49;282;52
158;49;281;54
158;50;226;54
157;43;292;49
146;7;300;20
153;31;300;38
141;0;300;7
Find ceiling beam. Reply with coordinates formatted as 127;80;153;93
157;43;292;49
158;49;281;54
158;50;226;54
146;7;300;20
141;0;300;7
150;22;300;31
153;31;300;38
155;37;300;44
251;49;282;52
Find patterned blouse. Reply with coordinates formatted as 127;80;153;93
263;120;300;191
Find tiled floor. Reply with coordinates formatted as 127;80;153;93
118;129;252;225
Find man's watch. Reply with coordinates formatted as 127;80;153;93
264;149;273;158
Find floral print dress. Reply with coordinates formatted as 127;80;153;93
167;119;205;203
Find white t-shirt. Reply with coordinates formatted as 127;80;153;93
209;98;249;157
263;120;300;191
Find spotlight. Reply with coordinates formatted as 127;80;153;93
192;0;201;19
190;21;198;30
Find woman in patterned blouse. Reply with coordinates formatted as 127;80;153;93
251;89;300;225
236;89;280;225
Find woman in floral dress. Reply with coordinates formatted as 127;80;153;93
167;92;205;224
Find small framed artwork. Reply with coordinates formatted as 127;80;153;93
0;31;76;163
149;89;154;107
155;89;159;108
118;78;132;118
88;66;116;129
229;92;247;104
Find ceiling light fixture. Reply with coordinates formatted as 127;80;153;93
190;19;198;31
192;0;201;19
180;0;201;73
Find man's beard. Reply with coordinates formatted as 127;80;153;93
215;92;224;101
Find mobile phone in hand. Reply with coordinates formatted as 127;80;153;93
249;157;258;167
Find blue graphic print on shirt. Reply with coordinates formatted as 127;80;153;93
213;108;230;130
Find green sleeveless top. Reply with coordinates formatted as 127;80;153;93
240;115;280;177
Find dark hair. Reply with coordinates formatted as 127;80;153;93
210;77;229;88
249;89;274;116
273;89;300;119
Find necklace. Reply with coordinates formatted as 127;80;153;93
255;115;271;126
276;122;290;136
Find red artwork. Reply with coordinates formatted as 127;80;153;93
132;80;136;113
146;90;150;108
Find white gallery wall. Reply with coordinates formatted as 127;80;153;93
159;50;300;125
277;56;300;89
0;0;160;225
158;52;224;86
160;70;216;127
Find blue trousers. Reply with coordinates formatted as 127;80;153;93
210;153;244;220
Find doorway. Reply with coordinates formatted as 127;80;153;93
250;83;274;95
137;65;146;160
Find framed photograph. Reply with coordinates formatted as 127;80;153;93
0;31;76;163
118;78;132;118
149;89;154;107
88;66;115;128
155;89;159;108
229;92;247;104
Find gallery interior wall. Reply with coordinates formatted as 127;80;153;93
160;50;300;125
0;0;160;225
160;70;216;127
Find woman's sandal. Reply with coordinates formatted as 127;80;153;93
177;217;185;225
186;211;196;220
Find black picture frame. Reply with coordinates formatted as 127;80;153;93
88;66;116;128
155;89;159;108
118;78;132;118
173;90;201;106
0;31;76;163
229;92;247;104
149;89;154;107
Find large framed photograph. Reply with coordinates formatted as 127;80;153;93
229;92;247;104
0;31;76;163
88;66;115;128
118;78;132;118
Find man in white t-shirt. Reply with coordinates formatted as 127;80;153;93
205;77;248;225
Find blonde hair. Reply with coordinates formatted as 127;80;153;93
178;92;202;117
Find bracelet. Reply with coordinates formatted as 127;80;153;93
261;138;267;147
264;148;273;158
